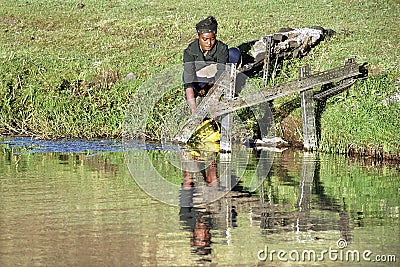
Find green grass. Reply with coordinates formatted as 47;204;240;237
319;73;400;157
0;0;399;155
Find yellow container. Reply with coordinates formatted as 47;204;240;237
187;119;221;158
188;119;220;144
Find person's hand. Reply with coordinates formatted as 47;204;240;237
187;99;196;113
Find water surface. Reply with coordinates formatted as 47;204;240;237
0;138;398;266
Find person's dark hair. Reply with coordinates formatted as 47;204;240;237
196;16;218;34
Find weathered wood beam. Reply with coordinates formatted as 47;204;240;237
262;35;273;87
209;59;362;118
313;78;356;100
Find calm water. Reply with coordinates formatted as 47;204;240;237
0;137;399;266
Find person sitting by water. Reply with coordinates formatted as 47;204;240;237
183;16;241;113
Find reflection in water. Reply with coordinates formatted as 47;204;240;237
0;138;399;266
179;207;213;263
180;150;223;207
175;147;399;264
179;202;239;265
178;149;237;263
255;152;354;244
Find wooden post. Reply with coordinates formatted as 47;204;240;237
220;63;236;152
219;152;232;191
217;64;235;192
300;65;317;150
262;35;273;87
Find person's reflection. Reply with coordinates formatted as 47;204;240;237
179;206;213;261
181;149;220;206
179;187;214;261
179;150;219;262
193;211;213;256
182;159;219;189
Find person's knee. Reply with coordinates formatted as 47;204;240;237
228;47;241;66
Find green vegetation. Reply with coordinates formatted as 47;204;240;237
320;74;400;158
1;0;399;156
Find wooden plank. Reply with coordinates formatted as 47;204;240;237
209;60;361;117
313;78;355;100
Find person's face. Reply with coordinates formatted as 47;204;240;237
198;32;216;52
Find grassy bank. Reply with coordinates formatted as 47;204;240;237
1;0;399;156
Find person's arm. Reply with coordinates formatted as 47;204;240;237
183;47;198;113
185;87;196;113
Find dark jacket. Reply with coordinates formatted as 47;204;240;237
183;39;229;89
